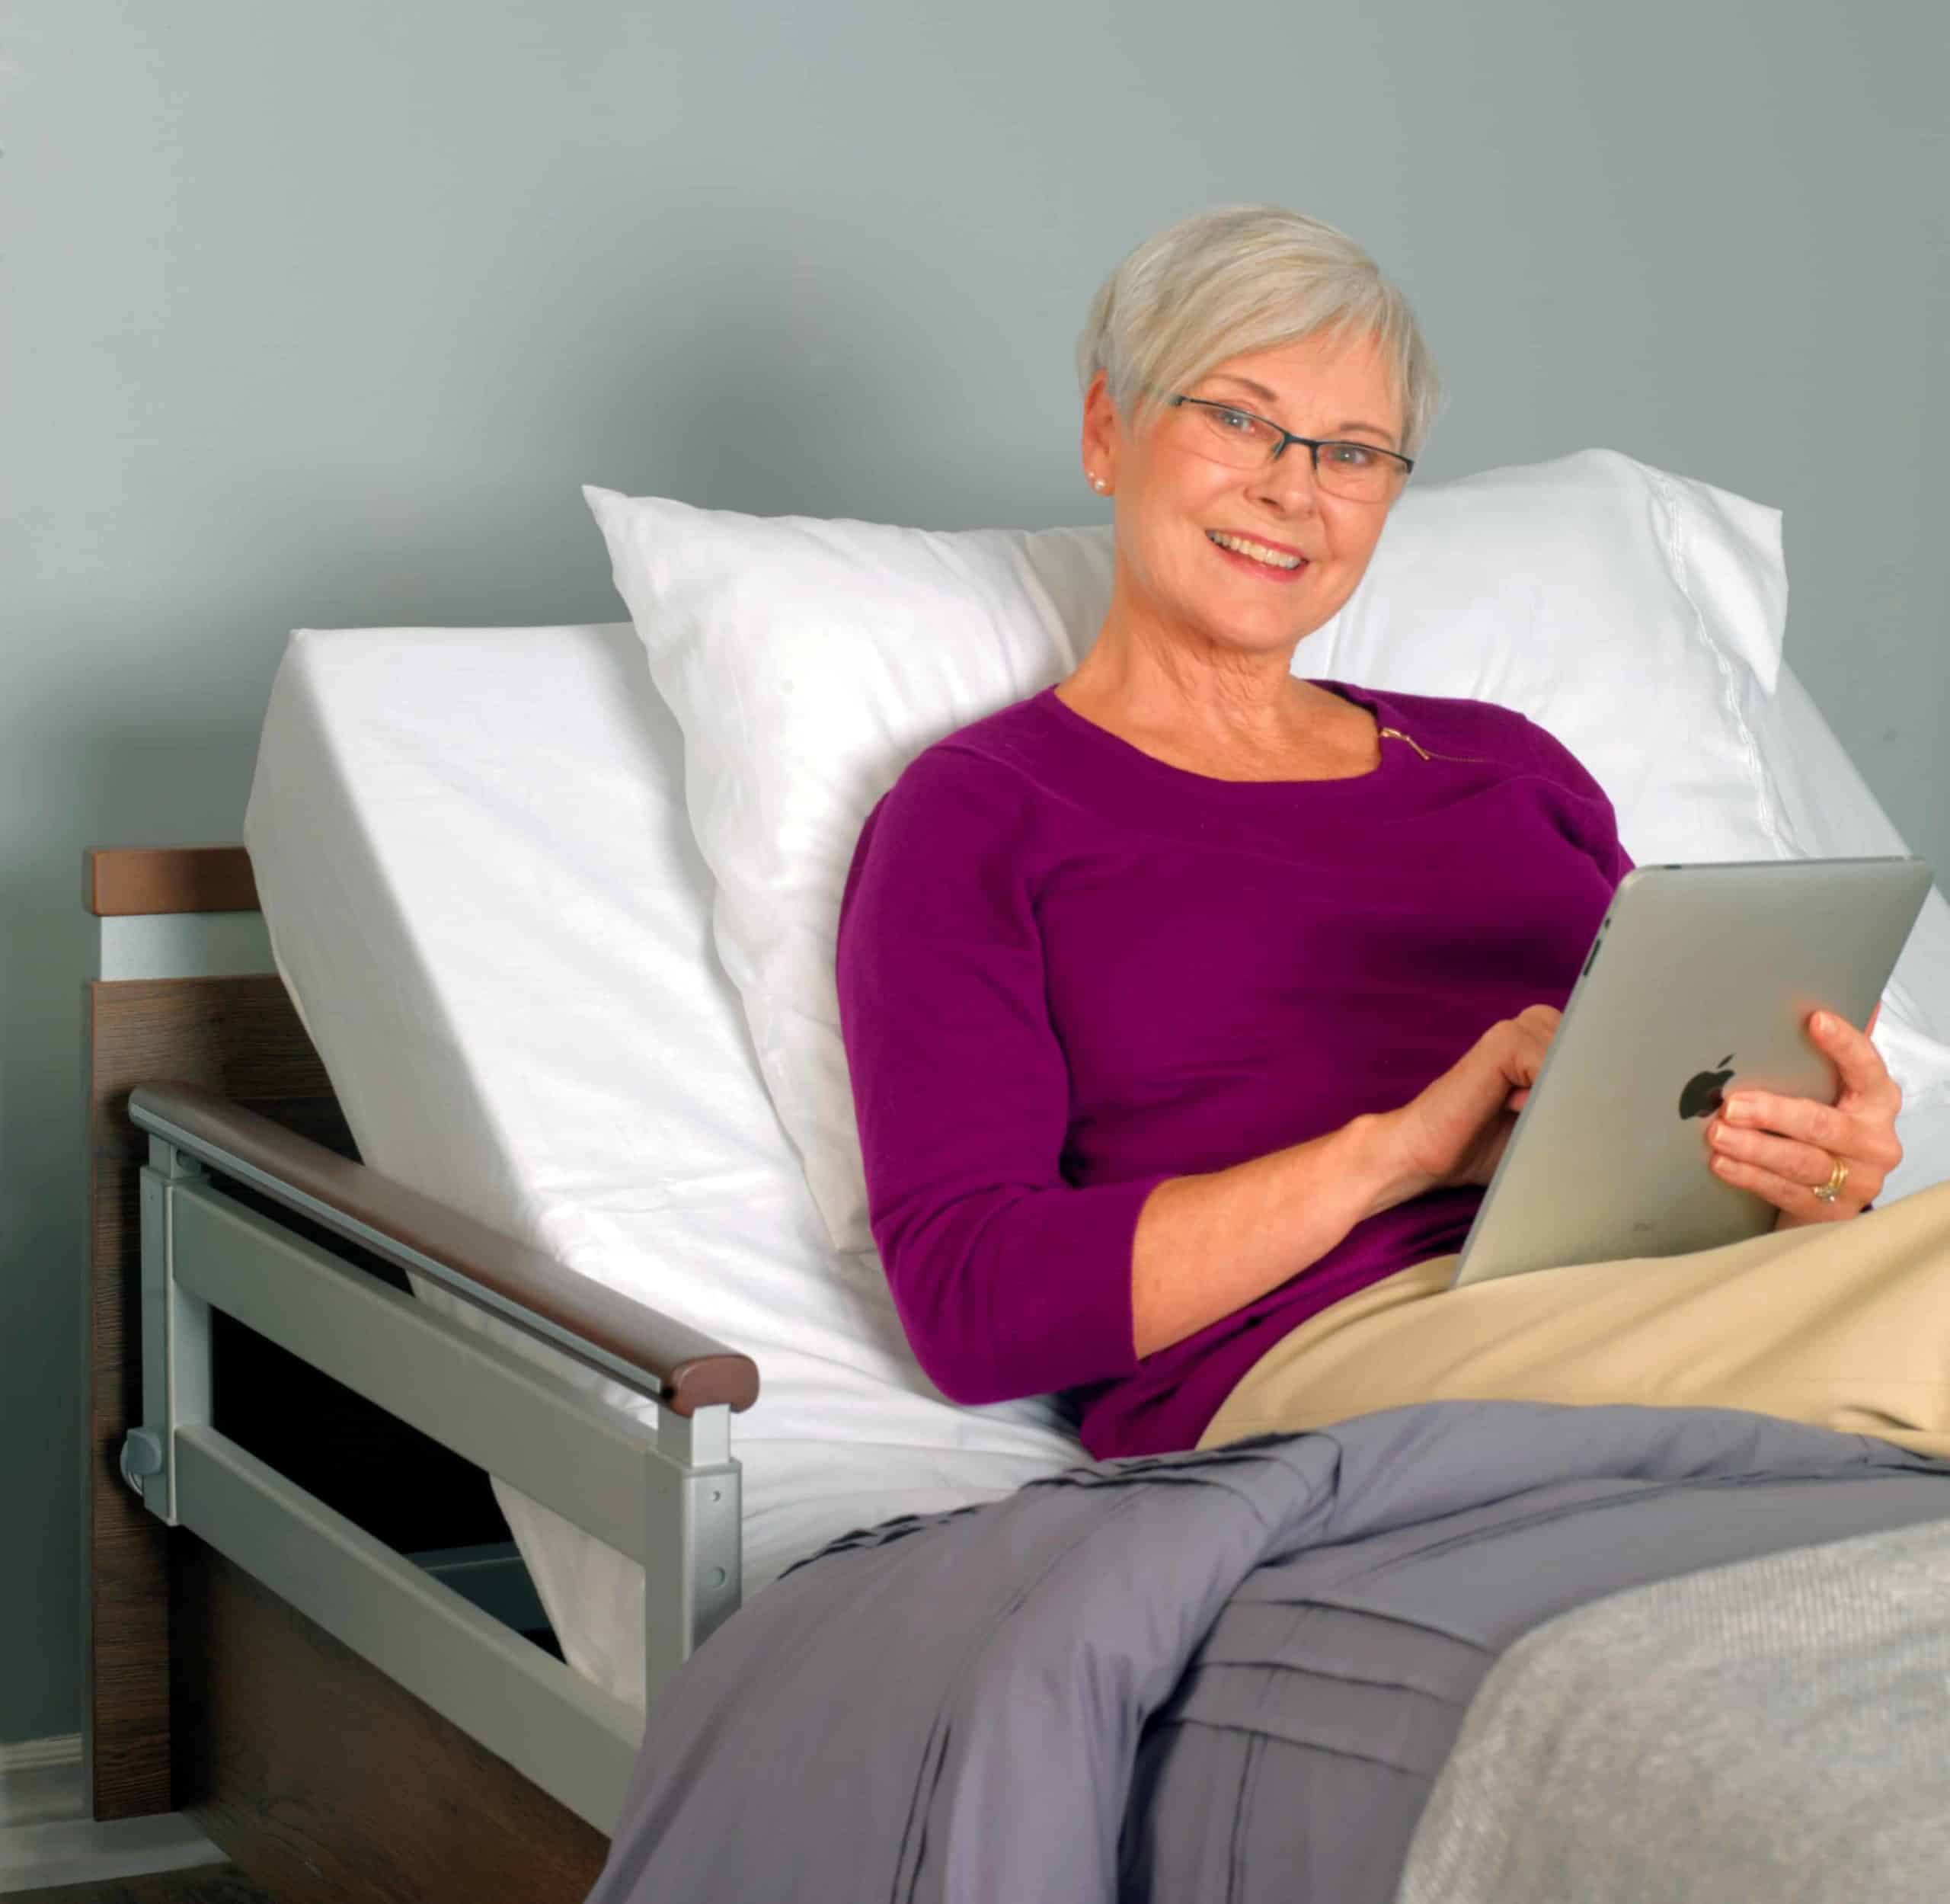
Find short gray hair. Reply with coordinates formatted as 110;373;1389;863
1075;203;1444;462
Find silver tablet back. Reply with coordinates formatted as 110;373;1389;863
1451;856;1932;1288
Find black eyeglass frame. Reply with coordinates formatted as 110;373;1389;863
1161;392;1415;491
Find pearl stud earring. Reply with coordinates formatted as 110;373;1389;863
1092;476;1108;492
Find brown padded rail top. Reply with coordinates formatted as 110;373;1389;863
128;1081;759;1416
86;845;260;916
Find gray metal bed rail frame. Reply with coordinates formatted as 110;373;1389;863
120;1081;751;1837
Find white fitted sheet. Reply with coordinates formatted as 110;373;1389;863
242;623;1950;1711
242;624;1087;1709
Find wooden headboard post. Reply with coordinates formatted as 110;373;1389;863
81;844;348;1819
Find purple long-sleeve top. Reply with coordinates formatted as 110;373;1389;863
835;678;1635;1459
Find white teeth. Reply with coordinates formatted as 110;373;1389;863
1207;530;1303;570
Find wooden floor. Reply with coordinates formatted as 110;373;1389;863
4;1866;276;1903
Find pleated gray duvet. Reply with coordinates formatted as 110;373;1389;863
582;1400;1950;1904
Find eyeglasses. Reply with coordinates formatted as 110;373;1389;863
1160;392;1415;502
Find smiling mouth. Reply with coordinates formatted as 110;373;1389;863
1207;530;1309;572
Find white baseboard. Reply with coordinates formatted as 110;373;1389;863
0;1736;81;1829
0;1735;226;1893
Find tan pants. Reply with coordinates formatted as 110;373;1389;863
1197;1176;1950;1458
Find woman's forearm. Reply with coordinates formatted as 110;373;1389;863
1130;1114;1415;1360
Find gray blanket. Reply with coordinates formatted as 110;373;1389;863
1395;1514;1950;1904
582;1400;1950;1904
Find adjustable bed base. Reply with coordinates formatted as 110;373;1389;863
81;830;1950;1901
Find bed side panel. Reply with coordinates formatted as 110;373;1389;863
173;1535;606;1904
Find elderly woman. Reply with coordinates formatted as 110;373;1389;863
834;203;1945;1464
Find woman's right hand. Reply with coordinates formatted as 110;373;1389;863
1371;1006;1563;1202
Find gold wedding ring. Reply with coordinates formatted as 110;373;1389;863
1811;1154;1849;1204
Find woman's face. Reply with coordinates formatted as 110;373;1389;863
1081;328;1408;666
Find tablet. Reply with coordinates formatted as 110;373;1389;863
1450;856;1934;1288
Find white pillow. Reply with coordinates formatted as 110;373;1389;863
584;492;1111;1258
1302;450;1792;866
586;450;1950;1256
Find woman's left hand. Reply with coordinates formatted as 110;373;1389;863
1702;1003;1903;1227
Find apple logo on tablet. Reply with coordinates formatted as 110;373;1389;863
1679;1054;1736;1120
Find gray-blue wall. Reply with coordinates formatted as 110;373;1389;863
4;1;1944;1743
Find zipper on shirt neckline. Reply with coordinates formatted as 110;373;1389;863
1377;724;1432;761
1377;725;1491;766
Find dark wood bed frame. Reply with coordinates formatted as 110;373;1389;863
84;846;612;1902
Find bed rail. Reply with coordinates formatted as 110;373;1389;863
128;1080;759;1416
120;1081;755;1832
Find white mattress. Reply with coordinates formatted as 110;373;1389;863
243;622;1950;1711
242;624;1088;1709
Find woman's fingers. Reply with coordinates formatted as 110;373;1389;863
1704;1147;1865;1215
1492;1010;1559;1115
1702;1006;1906;1220
1808;1007;1901;1112
1714;1010;1904;1173
1719;1089;1851;1154
1704;1115;1884;1201
1718;1086;1903;1176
